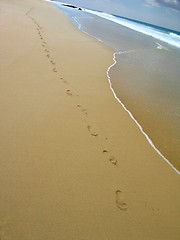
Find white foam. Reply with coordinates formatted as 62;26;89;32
106;51;179;174
46;0;180;174
72;16;103;43
156;42;168;50
73;14;180;174
83;9;180;49
170;32;180;40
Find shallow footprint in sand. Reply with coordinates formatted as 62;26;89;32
50;60;56;65
59;77;67;84
77;105;88;115
109;156;118;166
62;80;68;84
81;108;88;115
66;89;72;96
37;24;42;29
52;67;57;72
116;190;127;211
103;149;108;153
87;125;98;137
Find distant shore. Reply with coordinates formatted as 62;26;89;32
0;0;179;239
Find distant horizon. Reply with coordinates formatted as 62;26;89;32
64;1;180;33
52;0;180;32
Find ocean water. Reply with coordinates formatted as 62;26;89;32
48;1;180;173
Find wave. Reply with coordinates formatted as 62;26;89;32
47;0;180;174
83;9;180;49
170;32;180;40
106;51;180;175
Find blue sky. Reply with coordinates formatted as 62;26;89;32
59;0;180;31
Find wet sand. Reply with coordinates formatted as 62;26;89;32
0;0;179;239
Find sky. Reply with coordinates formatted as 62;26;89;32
58;0;180;31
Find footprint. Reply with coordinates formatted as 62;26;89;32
44;49;49;53
116;190;127;211
46;54;50;58
87;125;98;137
60;77;67;84
50;60;56;65
52;67;57;72
109;156;118;166
62;80;68;84
103;149;108;153
76;105;88;115
37;24;41;29
81;108;88;115
91;133;98;137
66;89;72;96
80;108;88;115
87;125;91;131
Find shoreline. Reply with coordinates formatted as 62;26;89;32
61;5;180;173
0;0;179;239
106;51;180;175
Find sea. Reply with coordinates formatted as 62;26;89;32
47;0;180;173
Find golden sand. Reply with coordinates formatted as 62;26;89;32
0;0;179;239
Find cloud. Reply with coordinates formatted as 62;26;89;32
146;0;160;7
145;0;180;11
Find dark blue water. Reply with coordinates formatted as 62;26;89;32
113;14;180;36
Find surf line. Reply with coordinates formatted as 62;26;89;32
48;1;179;174
72;16;103;43
107;51;180;175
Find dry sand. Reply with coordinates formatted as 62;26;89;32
0;0;179;239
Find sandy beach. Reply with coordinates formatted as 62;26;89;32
0;0;179;239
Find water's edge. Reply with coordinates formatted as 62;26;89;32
107;52;180;175
74;14;180;174
48;1;180;174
